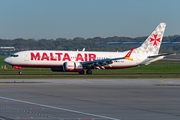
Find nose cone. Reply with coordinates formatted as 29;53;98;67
4;57;12;65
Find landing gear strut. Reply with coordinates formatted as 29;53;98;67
86;69;92;74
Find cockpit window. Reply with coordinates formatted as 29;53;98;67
10;54;18;57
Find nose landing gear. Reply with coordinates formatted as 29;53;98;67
19;70;22;75
12;66;22;75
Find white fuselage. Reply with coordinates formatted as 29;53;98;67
4;50;151;69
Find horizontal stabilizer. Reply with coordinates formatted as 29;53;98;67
148;53;175;58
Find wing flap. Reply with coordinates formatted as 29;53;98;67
81;48;134;68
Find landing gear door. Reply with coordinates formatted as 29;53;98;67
24;52;29;61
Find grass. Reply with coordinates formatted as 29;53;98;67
1;55;180;78
0;75;180;79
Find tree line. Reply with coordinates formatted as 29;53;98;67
0;35;180;55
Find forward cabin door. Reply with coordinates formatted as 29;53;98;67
24;52;29;61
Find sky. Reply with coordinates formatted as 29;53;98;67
0;0;179;39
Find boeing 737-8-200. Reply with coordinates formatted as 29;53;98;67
4;23;173;75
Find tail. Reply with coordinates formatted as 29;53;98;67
133;23;166;55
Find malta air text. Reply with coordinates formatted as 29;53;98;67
31;52;96;61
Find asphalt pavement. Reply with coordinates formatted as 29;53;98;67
0;79;179;120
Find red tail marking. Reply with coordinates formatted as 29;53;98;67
125;48;134;58
150;34;161;46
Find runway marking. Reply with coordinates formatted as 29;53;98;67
1;105;65;120
0;96;120;120
31;108;44;110
17;117;33;119
79;118;94;120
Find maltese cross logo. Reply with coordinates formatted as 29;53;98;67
150;34;161;46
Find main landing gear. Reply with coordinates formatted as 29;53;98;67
79;70;85;74
86;69;92;74
79;69;92;75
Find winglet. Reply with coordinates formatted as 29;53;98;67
125;48;134;61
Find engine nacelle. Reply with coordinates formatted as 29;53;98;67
63;62;83;72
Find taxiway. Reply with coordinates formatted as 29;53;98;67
0;79;179;120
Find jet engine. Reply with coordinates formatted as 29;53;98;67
63;62;83;72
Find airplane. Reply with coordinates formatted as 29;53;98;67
4;23;173;75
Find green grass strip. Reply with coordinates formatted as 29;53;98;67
1;75;180;79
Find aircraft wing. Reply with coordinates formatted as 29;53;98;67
81;48;134;69
148;53;175;58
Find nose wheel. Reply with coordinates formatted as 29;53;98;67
19;70;22;75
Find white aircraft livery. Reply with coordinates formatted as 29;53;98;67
4;23;173;75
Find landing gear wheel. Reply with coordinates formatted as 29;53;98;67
86;69;92;74
19;71;22;75
79;70;85;74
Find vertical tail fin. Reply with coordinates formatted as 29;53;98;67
133;23;166;55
